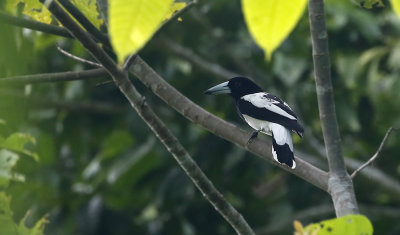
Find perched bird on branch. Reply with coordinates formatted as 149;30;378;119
205;77;303;169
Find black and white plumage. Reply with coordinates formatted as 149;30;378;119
204;77;304;169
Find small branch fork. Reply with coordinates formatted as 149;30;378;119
56;45;102;67
351;127;398;179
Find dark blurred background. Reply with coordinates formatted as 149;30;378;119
0;0;399;234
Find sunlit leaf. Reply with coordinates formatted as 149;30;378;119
71;0;103;29
241;0;307;60
0;150;25;187
391;0;400;18
293;220;304;235
303;214;373;235
109;0;174;64
6;0;52;23
0;133;38;161
165;2;187;20
0;192;48;235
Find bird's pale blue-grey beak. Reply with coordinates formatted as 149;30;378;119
204;81;231;95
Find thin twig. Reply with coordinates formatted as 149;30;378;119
40;1;256;234
351;127;397;179
56;45;102;67
0;69;107;84
0;10;72;38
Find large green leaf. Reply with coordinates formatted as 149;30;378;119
0;192;48;235
241;0;307;60
109;0;174;64
0;133;38;161
391;0;400;18
295;214;373;235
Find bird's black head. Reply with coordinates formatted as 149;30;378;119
204;77;263;99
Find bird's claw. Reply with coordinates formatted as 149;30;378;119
247;131;259;145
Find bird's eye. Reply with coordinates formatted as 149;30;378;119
234;82;241;88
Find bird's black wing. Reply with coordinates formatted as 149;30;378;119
238;93;304;134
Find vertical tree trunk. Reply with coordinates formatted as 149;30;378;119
308;0;359;216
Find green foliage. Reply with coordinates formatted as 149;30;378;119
241;0;307;60
294;214;373;235
0;133;38;161
0;150;25;187
109;0;174;63
0;192;48;235
6;0;52;23
0;126;47;234
70;0;103;29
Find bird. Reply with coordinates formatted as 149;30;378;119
204;76;304;169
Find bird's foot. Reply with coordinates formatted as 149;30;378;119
247;131;260;145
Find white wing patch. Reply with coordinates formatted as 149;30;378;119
241;92;297;120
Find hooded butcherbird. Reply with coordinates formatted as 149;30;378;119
204;77;304;169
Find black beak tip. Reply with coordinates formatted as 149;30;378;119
204;90;212;95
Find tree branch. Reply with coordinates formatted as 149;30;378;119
351;127;397;179
308;0;358;216
0;10;72;38
56;45;102;67
129;56;329;191
40;1;255;234
303;126;400;197
0;69;107;84
57;0;110;47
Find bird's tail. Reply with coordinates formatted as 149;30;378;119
270;123;296;169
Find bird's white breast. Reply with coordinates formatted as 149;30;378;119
242;114;272;136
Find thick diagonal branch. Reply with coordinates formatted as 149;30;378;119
39;1;255;234
308;0;358;216
129;56;329;191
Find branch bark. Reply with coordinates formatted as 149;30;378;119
308;0;358;216
39;1;255;234
0;69;107;84
0;10;72;38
